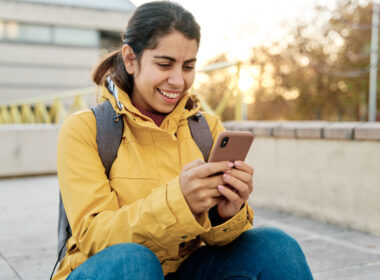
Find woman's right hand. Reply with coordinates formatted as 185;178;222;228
179;159;234;215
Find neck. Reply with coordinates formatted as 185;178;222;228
132;102;167;127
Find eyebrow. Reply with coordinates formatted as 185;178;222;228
153;55;197;63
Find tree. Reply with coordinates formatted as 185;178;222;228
198;0;378;121
195;55;237;120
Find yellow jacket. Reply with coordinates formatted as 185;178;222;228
53;85;253;280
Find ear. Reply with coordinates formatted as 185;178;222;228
122;45;136;75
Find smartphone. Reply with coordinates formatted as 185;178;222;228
208;131;254;163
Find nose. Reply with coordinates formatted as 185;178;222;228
167;67;185;88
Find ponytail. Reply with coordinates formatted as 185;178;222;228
92;49;134;96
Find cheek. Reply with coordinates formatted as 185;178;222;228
144;69;166;86
185;73;195;88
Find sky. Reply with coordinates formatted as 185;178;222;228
130;0;336;67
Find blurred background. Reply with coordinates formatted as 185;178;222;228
177;0;379;122
0;0;379;122
1;1;380;279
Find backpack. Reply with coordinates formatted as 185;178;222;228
51;100;213;277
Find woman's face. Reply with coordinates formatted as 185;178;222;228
124;31;198;114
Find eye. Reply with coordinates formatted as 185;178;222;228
183;65;195;71
157;63;171;68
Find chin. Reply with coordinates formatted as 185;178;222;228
154;104;177;114
159;107;175;114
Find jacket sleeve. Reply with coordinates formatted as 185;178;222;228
58;111;211;258
200;113;254;246
202;203;253;246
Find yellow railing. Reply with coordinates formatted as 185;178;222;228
196;61;244;120
0;61;244;124
0;87;95;124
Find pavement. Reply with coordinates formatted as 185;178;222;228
0;175;380;280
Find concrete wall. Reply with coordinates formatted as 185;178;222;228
0;0;134;103
0;40;98;103
1;121;380;236
0;124;59;177
224;121;380;236
0;0;131;31
0;42;99;104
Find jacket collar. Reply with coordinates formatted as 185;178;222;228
99;82;200;136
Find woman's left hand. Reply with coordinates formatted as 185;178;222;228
216;160;254;220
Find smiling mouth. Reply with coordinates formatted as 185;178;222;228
157;88;181;99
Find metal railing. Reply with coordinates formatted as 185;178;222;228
0;61;244;124
196;61;244;120
0;87;95;124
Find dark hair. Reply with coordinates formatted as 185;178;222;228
93;1;201;96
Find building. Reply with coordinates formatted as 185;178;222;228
0;0;135;103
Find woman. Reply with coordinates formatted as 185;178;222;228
53;1;313;279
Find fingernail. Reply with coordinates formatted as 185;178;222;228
235;161;242;167
224;169;231;174
228;162;234;168
223;174;229;180
218;185;224;190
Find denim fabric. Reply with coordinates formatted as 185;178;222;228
67;227;313;280
66;243;164;280
168;227;313;280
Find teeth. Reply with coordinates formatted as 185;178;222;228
158;89;180;99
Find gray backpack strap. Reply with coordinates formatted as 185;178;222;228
52;100;124;278
51;194;71;278
91;100;124;177
188;112;213;161
57;194;70;261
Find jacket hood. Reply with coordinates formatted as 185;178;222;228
98;82;201;136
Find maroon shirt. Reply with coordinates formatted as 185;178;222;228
132;102;167;127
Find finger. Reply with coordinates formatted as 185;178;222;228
217;185;241;202
222;173;251;198
224;168;252;185
195;186;223;199
192;161;234;179
202;197;219;211
208;188;224;198
234;161;254;175
224;169;253;193
182;159;205;172
203;175;225;189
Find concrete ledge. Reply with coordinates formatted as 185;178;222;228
295;121;328;139
272;121;328;139
355;122;380;141
323;122;363;140
273;122;297;138
224;121;279;137
223;121;256;133
0;124;60;177
225;121;380;141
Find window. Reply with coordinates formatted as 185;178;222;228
6;22;19;40
0;21;4;39
20;0;134;12
0;21;99;47
15;23;51;43
54;27;99;47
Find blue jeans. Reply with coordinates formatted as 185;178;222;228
67;227;313;280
